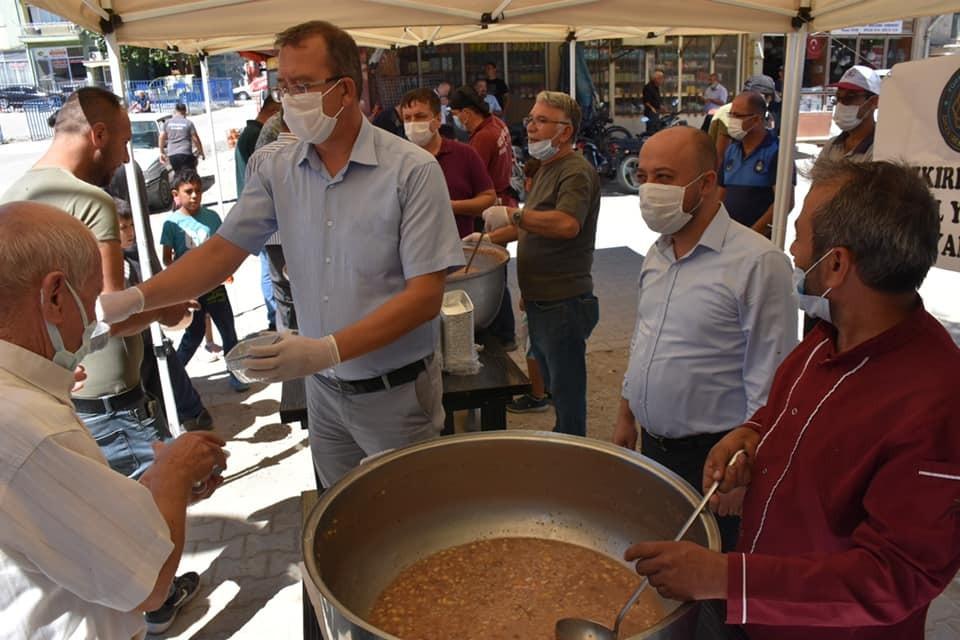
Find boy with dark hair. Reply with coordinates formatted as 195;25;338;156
160;170;248;391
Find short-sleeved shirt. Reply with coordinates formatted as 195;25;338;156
642;81;662;117
160;207;223;261
469;115;515;206
483;94;502;114
435;138;495;238
163;114;196;157
517;151;601;301
704;83;729;107
218;117;464;380
818;129;874;164
0;340;172;640
718;130;782;228
0;167;143;399
486;77;510;106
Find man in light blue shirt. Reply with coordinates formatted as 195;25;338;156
614;127;797;550
120;21;463;487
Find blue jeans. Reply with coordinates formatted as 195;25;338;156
526;293;599;437
259;251;276;329
77;398;166;479
177;285;240;367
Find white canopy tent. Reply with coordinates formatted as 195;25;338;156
36;0;959;432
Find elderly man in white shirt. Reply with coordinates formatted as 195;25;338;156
613;127;797;552
0;201;227;640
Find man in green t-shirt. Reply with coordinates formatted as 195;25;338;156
0;88;192;478
478;90;601;438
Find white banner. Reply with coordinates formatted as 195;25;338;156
831;21;903;35
875;55;960;273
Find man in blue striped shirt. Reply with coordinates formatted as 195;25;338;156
614;126;797;551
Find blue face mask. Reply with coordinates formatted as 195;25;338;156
792;250;835;324
42;279;110;372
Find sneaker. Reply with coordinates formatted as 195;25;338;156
506;393;551;413
228;373;250;393
182;408;213;431
145;571;200;634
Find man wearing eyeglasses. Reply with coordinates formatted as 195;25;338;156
717;92;794;237
818;66;880;165
103;20;464;488
480;91;601;438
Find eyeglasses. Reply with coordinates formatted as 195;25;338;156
271;76;345;101
729;112;762;119
523;115;571;128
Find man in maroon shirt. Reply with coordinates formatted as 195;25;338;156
399;89;495;239
448;85;518;349
448;86;516;208
624;159;960;640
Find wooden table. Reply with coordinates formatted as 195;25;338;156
280;335;530;432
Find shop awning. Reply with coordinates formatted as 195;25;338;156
28;0;960;54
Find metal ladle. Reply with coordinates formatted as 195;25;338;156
555;450;747;640
463;233;486;274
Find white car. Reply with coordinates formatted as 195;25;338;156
129;112;174;213
129;111;215;212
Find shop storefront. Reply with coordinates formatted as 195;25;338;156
583;35;743;132
370;42;549;123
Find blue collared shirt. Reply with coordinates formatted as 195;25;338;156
218;117;464;380
719;130;784;227
622;206;798;438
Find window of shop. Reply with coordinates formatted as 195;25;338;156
506;43;548;121
464;43;504;85
680;36;712;111
33;46;88;89
713;36;739;97
0;51;33;86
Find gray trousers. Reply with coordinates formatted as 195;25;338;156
305;357;445;487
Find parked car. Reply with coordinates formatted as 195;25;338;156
130;112;216;213
130;112;174;212
0;85;49;110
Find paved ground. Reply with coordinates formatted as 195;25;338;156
0;111;958;638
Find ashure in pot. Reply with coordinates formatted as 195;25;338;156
302;432;721;640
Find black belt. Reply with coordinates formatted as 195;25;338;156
72;386;145;414
315;359;427;395
642;428;729;453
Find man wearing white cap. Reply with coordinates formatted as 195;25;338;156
818;65;880;164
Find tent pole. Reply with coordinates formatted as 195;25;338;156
416;45;423;87
568;35;576;98
105;31;183;437
200;55;226;211
771;24;806;250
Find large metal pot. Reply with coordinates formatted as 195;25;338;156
445;241;509;329
303;432;721;639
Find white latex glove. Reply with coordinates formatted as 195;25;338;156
461;232;484;243
242;331;340;382
481;205;510;232
96;287;145;324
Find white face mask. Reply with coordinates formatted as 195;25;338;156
281;79;344;144
453;115;466;130
727;116;755;141
832;102;864;132
42;279;110;372
404;121;435;147
793;250;835;324
638;173;706;235
528;136;560;161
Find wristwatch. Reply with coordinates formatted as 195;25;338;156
512;208;524;227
